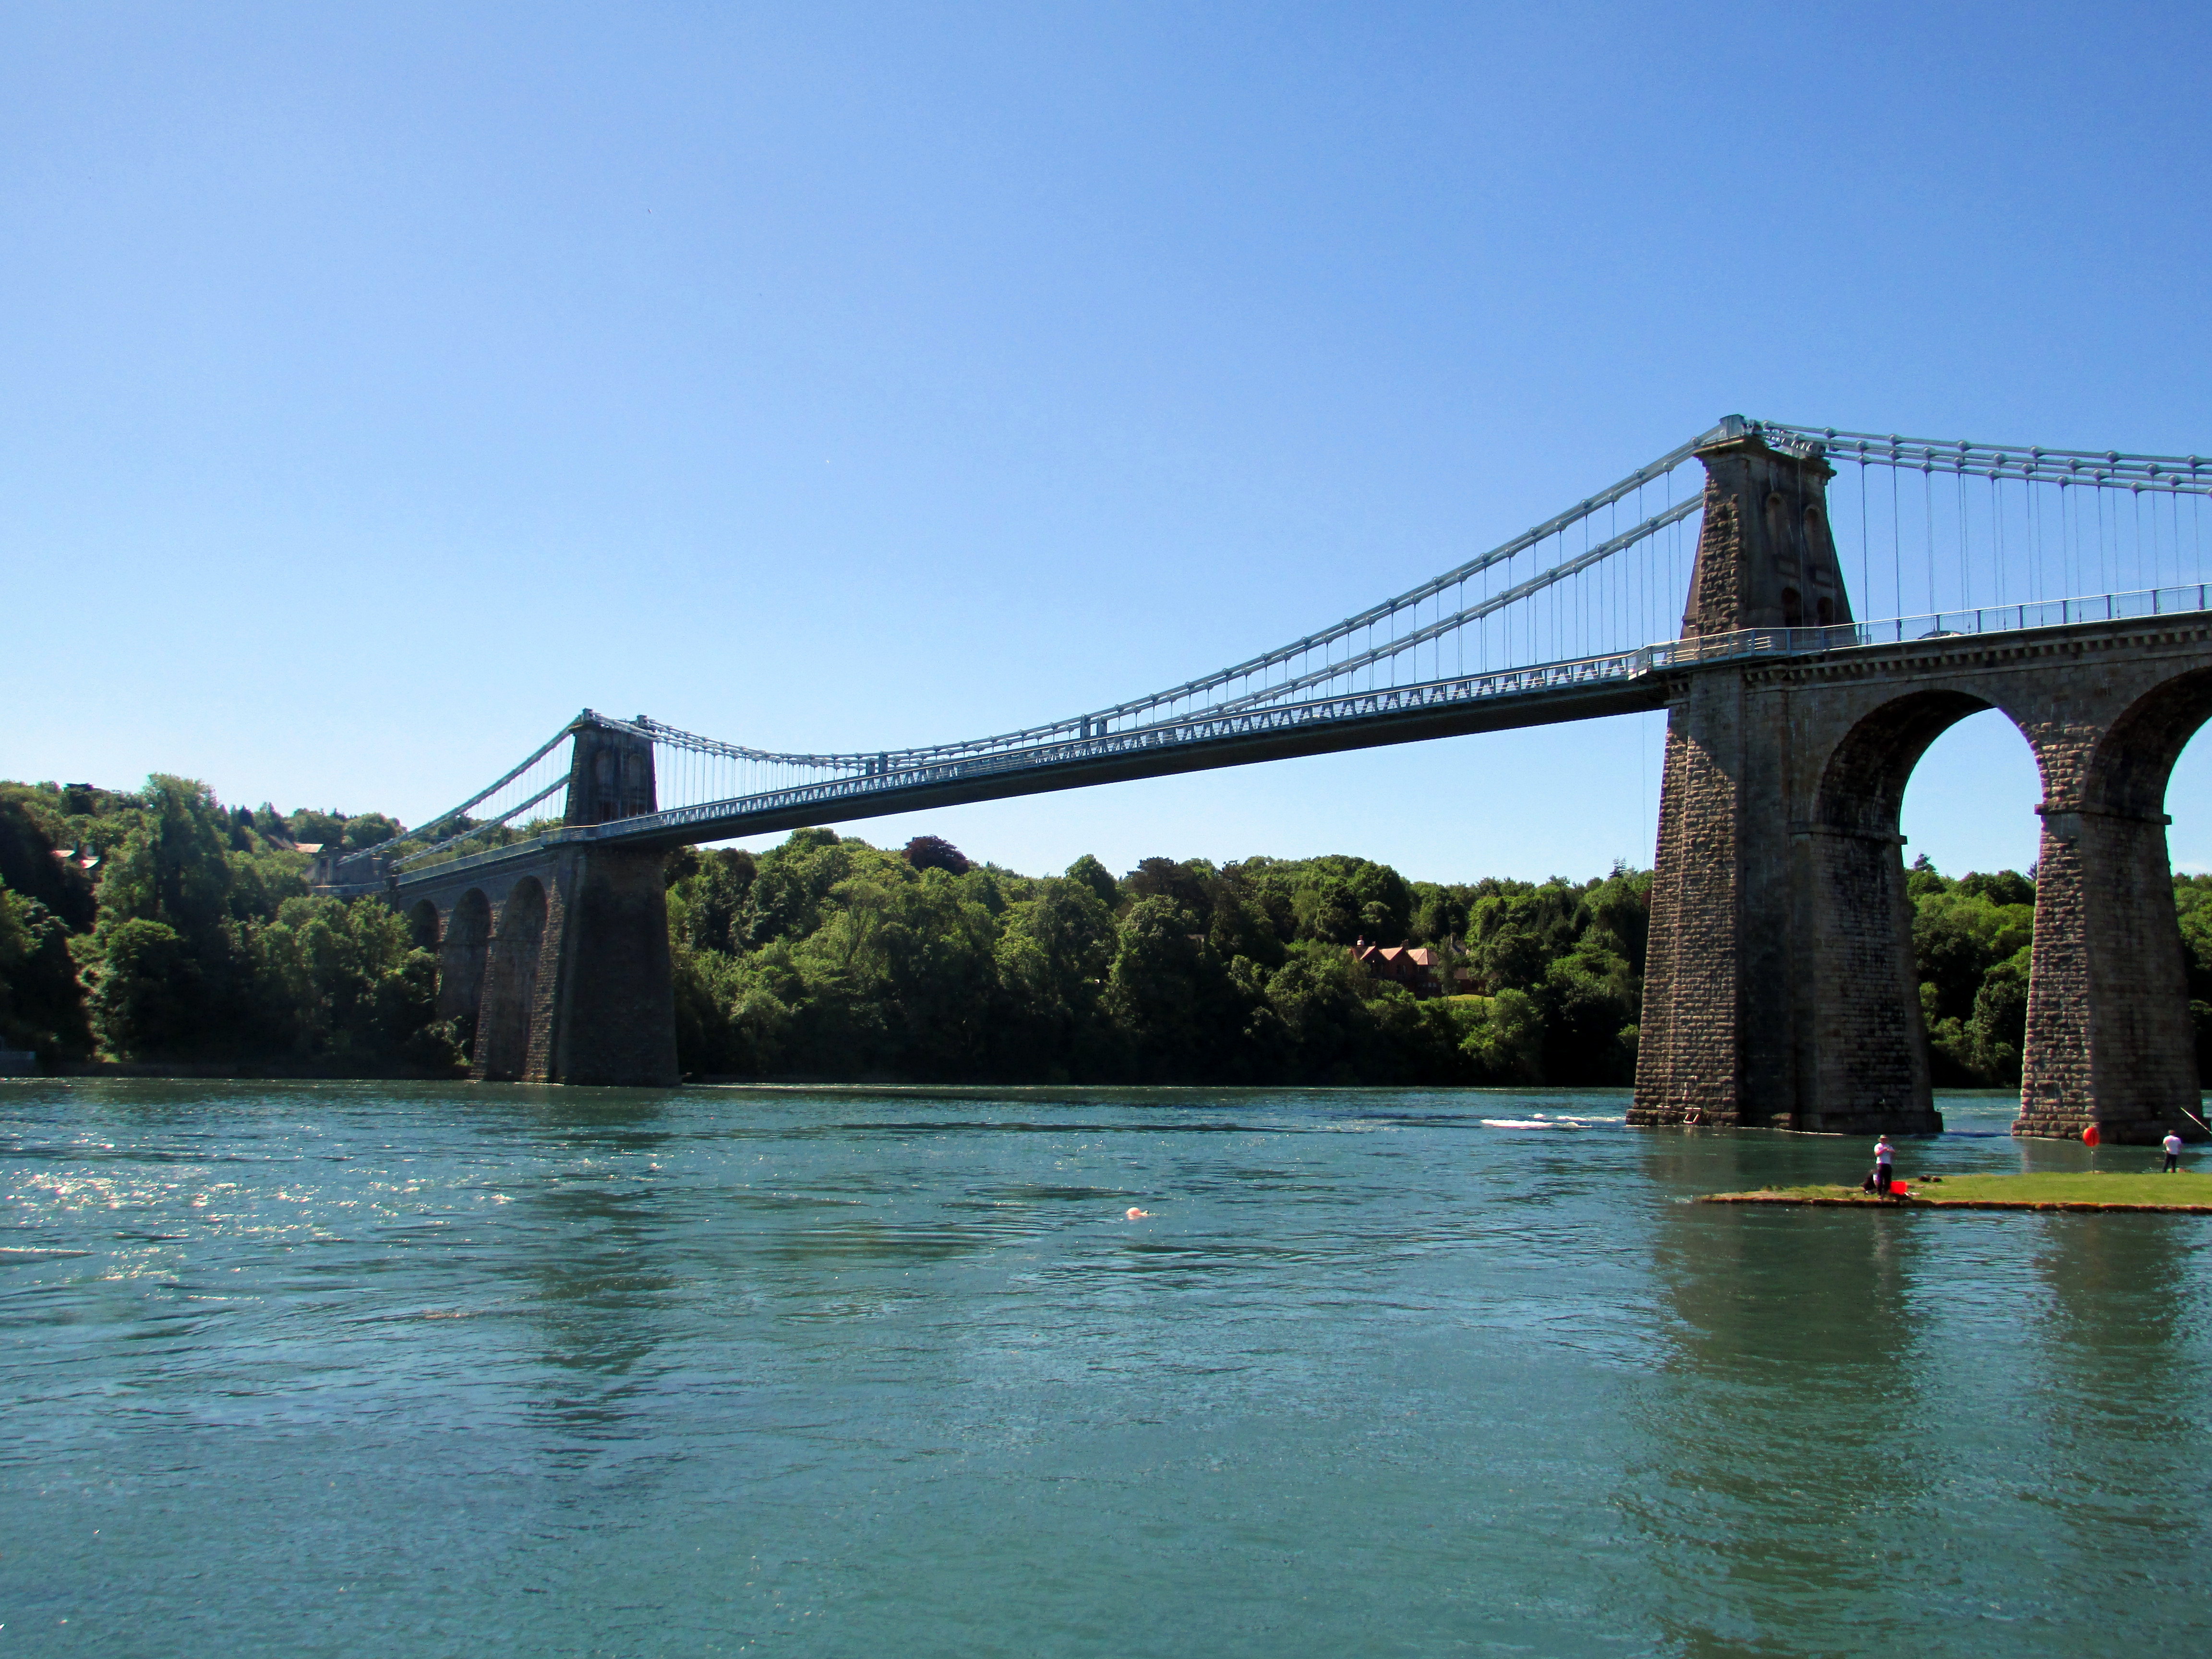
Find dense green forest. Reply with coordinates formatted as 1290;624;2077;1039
0;779;455;1070
663;833;1645;1085
7;773;2212;1087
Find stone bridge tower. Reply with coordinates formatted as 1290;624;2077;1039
402;714;680;1088
1681;419;1852;636
566;718;659;826
1633;425;2208;1143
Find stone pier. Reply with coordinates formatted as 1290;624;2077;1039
1632;432;2212;1142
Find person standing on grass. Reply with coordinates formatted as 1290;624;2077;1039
2165;1131;2185;1173
1874;1135;1896;1196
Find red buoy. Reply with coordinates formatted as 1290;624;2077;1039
2082;1124;2101;1147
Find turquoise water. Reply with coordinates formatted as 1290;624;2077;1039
2;1081;2208;1657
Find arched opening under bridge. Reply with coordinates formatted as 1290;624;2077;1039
1809;691;2042;1128
2158;701;2212;1089
434;889;493;1062
1892;709;2047;1104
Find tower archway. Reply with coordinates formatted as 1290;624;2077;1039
436;889;493;1061
1801;689;2040;1131
1892;709;2047;1097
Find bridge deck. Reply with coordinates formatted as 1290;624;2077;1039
383;600;2212;892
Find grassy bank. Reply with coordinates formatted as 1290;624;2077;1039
1701;1171;2212;1212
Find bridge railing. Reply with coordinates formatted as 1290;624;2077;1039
1657;582;2212;670
519;647;1655;851
373;579;2212;880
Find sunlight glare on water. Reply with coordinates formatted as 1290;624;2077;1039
2;1081;2208;1657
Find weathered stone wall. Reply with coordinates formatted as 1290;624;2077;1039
1682;435;1851;635
472;877;547;1082
432;890;492;1029
539;844;680;1087
389;718;678;1088
1801;824;1926;1129
399;840;677;1088
2018;806;2197;1142
1633;681;1746;1124
1636;614;2212;1141
565;722;659;826
2015;665;2212;1141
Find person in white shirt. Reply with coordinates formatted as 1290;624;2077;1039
1874;1136;1896;1196
2164;1131;2185;1173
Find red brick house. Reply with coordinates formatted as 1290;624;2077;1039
1351;939;1445;998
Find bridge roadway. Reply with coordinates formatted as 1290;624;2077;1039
396;648;1678;890
391;598;2212;894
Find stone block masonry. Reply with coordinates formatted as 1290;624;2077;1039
533;844;680;1087
1632;434;2212;1141
389;715;680;1089
400;843;679;1088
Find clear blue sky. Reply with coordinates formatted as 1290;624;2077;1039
7;2;2210;882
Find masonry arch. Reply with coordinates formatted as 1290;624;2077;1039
1802;689;2041;1128
2082;667;2212;819
406;900;441;952
1816;689;2010;839
436;889;493;1059
2020;665;2212;1134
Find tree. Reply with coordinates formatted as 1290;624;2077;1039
1408;882;1469;946
249;896;454;1064
1207;886;1286;970
97;776;241;948
1064;854;1119;910
0;881;92;1056
1128;857;1211;918
903;835;970;875
82;918;200;1058
1957;869;2035;908
1457;989;1544;1084
342;812;404;853
1264;942;1369;1081
1906;860;2040;1086
669;848;757;955
1106;897;1215;1076
1294;877;1361;944
1537;945;1639;1084
288;808;348;846
1479;925;1549;994
1966;956;2030;1085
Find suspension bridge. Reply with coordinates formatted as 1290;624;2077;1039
330;416;2212;1144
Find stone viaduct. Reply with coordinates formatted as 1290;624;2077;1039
380;430;2212;1143
1631;434;2211;1143
397;721;680;1088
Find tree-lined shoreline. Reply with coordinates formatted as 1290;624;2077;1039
7;774;2204;1088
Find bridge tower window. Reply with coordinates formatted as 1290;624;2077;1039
1781;587;1805;627
1766;491;1789;548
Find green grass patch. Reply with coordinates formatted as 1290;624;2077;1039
1917;1171;2212;1206
1702;1170;2212;1210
